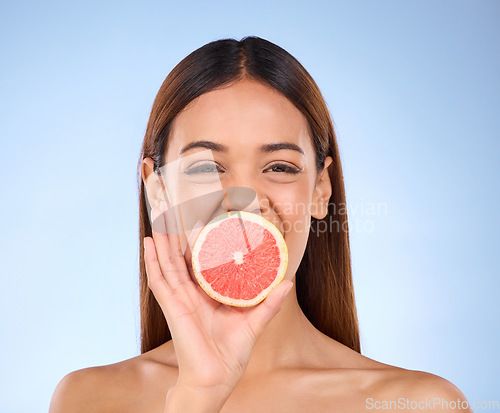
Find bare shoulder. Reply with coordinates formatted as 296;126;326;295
49;343;178;413
404;369;468;397
400;369;471;411
366;364;472;413
49;365;111;413
301;336;472;412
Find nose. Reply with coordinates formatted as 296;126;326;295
220;185;282;237
222;186;263;214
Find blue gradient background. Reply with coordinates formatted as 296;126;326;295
1;1;498;411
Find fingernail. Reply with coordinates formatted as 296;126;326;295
283;282;293;297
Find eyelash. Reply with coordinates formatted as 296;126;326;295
184;162;301;175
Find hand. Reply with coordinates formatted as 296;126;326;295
143;200;293;395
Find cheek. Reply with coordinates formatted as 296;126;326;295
268;183;312;232
268;183;313;279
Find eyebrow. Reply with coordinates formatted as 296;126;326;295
179;140;305;156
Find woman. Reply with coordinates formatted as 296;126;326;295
50;36;471;412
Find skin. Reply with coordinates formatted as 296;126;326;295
49;79;471;412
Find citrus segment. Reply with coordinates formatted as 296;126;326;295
191;211;288;307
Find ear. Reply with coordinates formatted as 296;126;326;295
311;156;333;220
141;157;167;212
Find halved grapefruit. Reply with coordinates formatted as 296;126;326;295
191;211;288;307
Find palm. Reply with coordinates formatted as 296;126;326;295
143;212;291;390
162;272;268;388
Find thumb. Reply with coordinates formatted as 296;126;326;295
246;280;294;338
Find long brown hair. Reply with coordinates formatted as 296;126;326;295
137;36;360;354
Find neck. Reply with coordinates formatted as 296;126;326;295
157;284;345;378
242;284;332;378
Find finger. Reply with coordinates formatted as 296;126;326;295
164;201;192;276
144;236;173;300
153;201;193;289
144;236;195;330
245;280;294;340
183;220;204;255
183;220;205;282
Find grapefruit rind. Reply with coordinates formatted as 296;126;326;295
191;211;288;307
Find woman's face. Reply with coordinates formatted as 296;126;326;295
149;78;332;282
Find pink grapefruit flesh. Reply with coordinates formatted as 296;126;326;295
191;211;288;307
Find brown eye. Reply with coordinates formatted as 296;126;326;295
264;163;301;174
184;162;224;175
